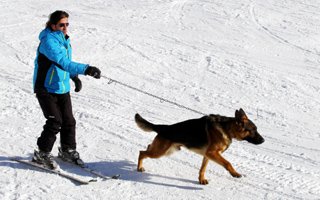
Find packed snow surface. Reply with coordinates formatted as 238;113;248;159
0;0;319;199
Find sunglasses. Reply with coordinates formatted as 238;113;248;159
57;23;69;28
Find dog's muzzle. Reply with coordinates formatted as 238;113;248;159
244;132;265;145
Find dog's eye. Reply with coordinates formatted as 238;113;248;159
244;124;256;132
244;127;255;134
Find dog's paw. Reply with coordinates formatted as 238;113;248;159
231;172;242;178
137;167;145;172
199;179;209;185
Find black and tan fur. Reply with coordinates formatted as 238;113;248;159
135;108;264;185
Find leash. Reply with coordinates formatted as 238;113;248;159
101;75;206;115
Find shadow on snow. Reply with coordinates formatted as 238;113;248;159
0;155;202;190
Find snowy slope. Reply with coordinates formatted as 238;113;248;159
0;0;320;199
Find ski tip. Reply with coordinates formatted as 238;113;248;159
111;174;121;179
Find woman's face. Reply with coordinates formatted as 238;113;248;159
51;17;69;36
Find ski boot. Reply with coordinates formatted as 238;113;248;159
32;150;58;170
58;147;85;167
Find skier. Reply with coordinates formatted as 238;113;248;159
32;10;101;169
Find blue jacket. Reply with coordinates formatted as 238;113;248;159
33;28;88;94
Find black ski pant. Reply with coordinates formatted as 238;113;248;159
36;92;76;153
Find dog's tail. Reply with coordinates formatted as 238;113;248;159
135;114;155;132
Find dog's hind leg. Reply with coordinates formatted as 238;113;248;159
206;151;242;178
137;135;172;172
199;157;209;185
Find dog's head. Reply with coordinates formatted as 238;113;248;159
235;108;265;145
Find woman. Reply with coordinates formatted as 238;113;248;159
33;10;101;169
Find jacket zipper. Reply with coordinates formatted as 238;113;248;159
62;71;66;93
49;68;55;85
62;47;68;93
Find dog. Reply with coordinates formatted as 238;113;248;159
134;108;264;185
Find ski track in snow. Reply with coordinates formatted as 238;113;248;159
0;0;320;199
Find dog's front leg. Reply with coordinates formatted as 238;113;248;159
206;151;242;178
199;157;209;185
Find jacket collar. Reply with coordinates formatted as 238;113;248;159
39;28;70;44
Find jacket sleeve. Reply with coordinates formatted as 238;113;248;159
39;37;88;75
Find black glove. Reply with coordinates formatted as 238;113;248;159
71;76;82;92
85;66;101;79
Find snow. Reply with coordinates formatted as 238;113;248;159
1;0;320;199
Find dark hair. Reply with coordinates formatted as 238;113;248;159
46;10;69;29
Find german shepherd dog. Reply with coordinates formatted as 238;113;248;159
135;108;264;185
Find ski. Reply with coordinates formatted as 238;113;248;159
80;165;120;180
57;158;120;180
11;158;96;185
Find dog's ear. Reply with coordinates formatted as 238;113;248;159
235;108;248;122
